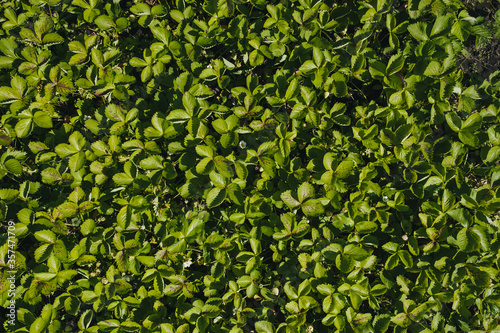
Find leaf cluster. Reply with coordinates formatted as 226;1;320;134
1;0;500;332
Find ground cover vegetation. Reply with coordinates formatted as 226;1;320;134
1;0;500;332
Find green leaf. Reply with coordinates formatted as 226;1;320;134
43;33;64;45
470;226;490;251
344;244;370;261
392;313;411;327
35;230;56;243
457;228;479;252
105;104;125;122
462;85;480;99
78;309;94;330
35;243;53;262
185;218;205;240
212;118;228;134
214;156;234;178
116;206;131;230
81;290;99;304
130;3;151;15
20;28;40;44
349;312;372;327
442;189;455;212
424;61;442;77
458;130;479;147
408;22;429;41
255;321;274;333
0;86;19;102
69;151;86;172
408;303;429;321
196;157;214;174
386;54;405;76
95;15;115;30
0;188;19;202
302;199;324;216
298;60;317;75
151;26;171;45
33;111;53;128
398;250;413;268
98;320;120;330
331;73;347;97
41;167;62;184
431;15;451;36
385;253;399;270
317;284;336;295
57;202;78;218
69;131;86;151
281;190;300;208
195;145;214;158
113;173;134;185
4;158;22;175
373;315;391;332
55;143;77;158
206;187;226;208
297;182;314;203
80;219;96;235
140;155;164;170
182;92;198;115
461;113;482;132
259;157;275;177
30;318;48;333
355;221;378;234
451;20;471;41
447;209;472;227
335;160;354;179
15;118;33;138
0;38;18;58
64;296;80;315
445;113;462;132
249;49;264;66
227;183;243;205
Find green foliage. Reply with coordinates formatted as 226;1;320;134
1;0;500;332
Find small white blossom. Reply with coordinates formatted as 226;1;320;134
183;259;192;268
239;140;247;149
383;195;388;202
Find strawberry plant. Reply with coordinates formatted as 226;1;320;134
1;0;500;332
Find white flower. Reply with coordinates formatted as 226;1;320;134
183;259;192;268
239;141;247;149
383;195;388;202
